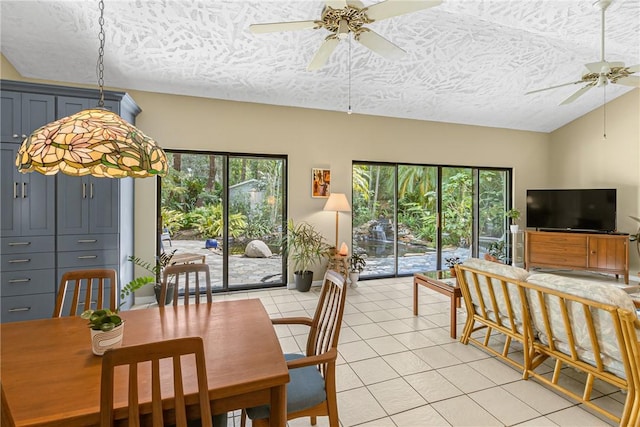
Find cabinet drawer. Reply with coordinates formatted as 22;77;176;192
57;250;119;268
57;234;118;252
1;269;56;296
529;244;587;257
1;236;55;254
529;253;587;268
1;252;54;272
1;293;55;323
528;232;586;246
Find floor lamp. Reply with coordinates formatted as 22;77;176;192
323;193;351;251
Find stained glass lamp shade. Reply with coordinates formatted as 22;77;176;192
16;108;168;178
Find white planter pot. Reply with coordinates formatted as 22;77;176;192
349;271;360;288
510;224;520;233
90;322;125;356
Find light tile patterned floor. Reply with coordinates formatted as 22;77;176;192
141;276;625;426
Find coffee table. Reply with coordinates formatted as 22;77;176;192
413;270;461;339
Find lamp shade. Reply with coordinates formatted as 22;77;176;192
323;193;351;212
16;108;168;178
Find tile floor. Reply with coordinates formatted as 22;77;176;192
141;276;628;426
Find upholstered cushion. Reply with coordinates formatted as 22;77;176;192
525;273;638;378
460;258;529;332
463;258;530;281
246;353;326;420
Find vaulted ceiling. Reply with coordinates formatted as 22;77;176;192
1;0;639;132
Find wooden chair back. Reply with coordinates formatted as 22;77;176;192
100;337;212;427
306;270;348;370
161;263;212;306
53;269;117;317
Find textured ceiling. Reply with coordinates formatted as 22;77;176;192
1;0;639;132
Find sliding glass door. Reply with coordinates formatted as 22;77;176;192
353;162;511;279
352;164;397;276
160;151;286;291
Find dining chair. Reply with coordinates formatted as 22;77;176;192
160;263;212;306
242;269;347;427
100;337;213;427
53;268;117;317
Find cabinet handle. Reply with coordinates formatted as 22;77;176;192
8;278;30;283
21;134;27;138
13;182;18;199
77;255;98;259
22;182;27;198
8;307;31;313
82;183;87;199
90;183;94;199
7;241;30;247
12;133;19;138
8;259;30;263
77;239;98;243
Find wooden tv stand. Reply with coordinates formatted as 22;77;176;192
525;230;629;284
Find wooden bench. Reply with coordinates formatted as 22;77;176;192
455;259;640;425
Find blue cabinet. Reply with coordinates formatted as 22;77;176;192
1;91;55;142
1;143;56;237
0;81;138;322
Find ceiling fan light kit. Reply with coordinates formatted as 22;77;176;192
525;0;639;105
249;0;442;70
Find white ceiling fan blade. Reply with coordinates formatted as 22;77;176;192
585;61;609;73
307;37;340;71
525;80;583;95
325;0;347;8
356;29;406;60
560;85;594;105
627;64;640;73
249;20;318;34
615;75;640;87
365;0;442;21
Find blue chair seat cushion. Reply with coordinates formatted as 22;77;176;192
246;353;326;420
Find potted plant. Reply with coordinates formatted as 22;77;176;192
485;240;506;263
286;219;331;292
80;274;156;356
127;250;177;305
444;256;462;276
505;208;521;233
80;308;125;356
348;253;367;288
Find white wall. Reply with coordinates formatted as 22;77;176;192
549;89;640;271
127;88;550;285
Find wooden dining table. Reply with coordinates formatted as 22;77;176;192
1;299;289;426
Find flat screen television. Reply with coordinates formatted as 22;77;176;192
526;189;617;232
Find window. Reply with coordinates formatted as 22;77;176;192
353;162;511;278
160;151;287;291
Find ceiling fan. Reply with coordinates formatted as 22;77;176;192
249;0;442;70
526;0;640;105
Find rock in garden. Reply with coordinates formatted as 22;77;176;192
245;240;272;258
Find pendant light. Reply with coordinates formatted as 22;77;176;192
15;0;168;178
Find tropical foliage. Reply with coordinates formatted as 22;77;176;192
160;153;285;253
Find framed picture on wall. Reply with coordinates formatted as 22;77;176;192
312;168;331;198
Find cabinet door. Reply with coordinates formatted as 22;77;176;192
1;92;21;142
57;96;89;117
57;175;89;235
588;236;627;271
0;143;21;236
89;178;119;234
21;93;55;135
21;169;55;236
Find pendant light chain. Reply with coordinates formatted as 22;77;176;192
96;0;106;108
